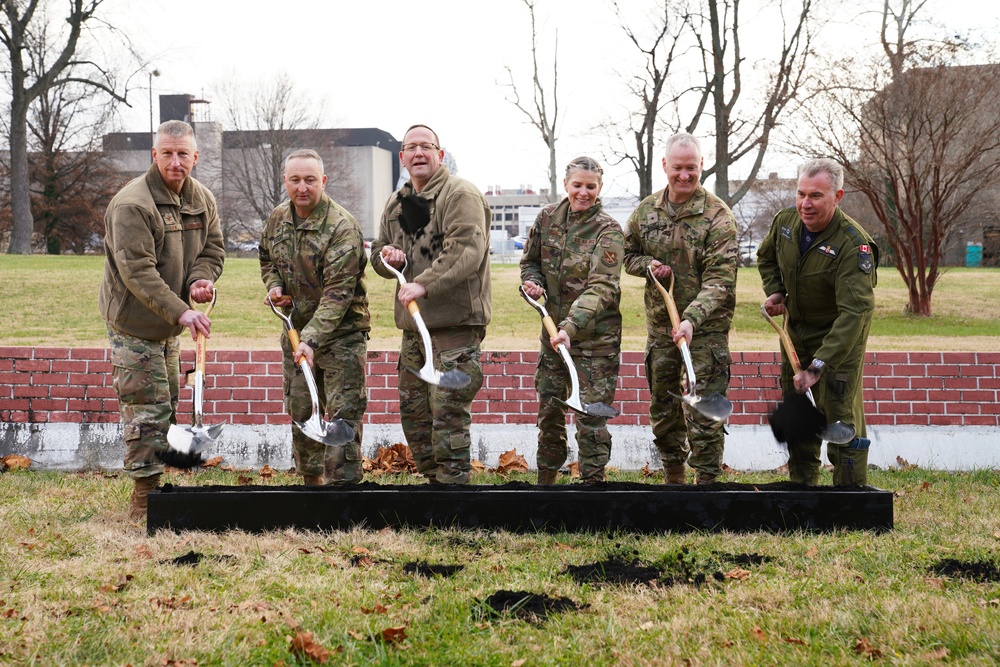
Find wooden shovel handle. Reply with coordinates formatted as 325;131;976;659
406;300;421;316
648;268;683;347
761;305;803;374
190;290;216;375
540;314;560;341
287;328;302;350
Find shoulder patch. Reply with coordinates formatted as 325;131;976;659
858;245;873;274
601;249;619;268
780;225;793;241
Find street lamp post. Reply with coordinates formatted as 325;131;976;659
148;69;160;161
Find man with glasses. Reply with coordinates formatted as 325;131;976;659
371;125;492;485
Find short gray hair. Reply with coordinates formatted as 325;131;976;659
664;132;701;158
799;158;844;191
285;148;324;174
565;156;604;181
155;120;197;149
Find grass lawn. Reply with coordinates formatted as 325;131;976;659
1;466;999;665
1;255;998;351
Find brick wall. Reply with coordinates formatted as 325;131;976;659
1;347;998;427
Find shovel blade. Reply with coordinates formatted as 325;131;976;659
166;424;195;454
819;421;856;445
688;393;733;421
294;417;355;447
582;401;620;418
404;365;472;389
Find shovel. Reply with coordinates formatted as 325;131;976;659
519;286;619;419
381;256;471;389
759;304;856;445
646;267;733;421
267;297;355;447
162;290;226;468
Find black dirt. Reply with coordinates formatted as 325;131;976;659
564;558;661;585
770;392;827;444
480;590;586;622
165;550;203;566
929;559;1000;582
403;561;464;578
714;552;774;565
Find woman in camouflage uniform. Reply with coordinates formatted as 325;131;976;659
520;157;624;484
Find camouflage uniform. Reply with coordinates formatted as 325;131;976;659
520;198;624;482
99;162;225;478
260;194;371;483
758;206;878;486
623;185;738;482
370;165;491;484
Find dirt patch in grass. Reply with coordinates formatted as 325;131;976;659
402;561;464;577
480;590;587;622
161;550;235;566
929;559;1000;582
714;552;774;566
565;547;733;587
564;558;662;585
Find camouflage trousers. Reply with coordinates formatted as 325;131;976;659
646;332;731;480
398;327;484;485
283;331;368;483
780;359;869;486
535;346;619;482
107;326;180;479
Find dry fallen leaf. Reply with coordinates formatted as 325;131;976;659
99;574;134;594
259;465;275;478
568;461;580;478
724;567;751;581
782;637;807;646
290;631;329;664
805;546;819;558
639;621;655;631
920;481;932;491
237;475;253;486
1;455;31;470
202;456;223;468
361;604;388;615
135;544;153;560
925;577;945;590
641;463;656;477
751;625;767;642
512;660;527;667
854;637;883;659
347;630;365;640
495;449;530;475
352;546;371;555
471;460;487;472
380;626;408;644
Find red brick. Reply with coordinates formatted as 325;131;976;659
907;352;943;363
910;378;943;389
960;390;995;402
91;413;119;423
69;348;106;361
50;412;84;423
368;414;400;424
942;352;977;364
476;414;504;424
981;403;1000;415
865;389;896;401
203;389;231;401
253;402;285;414
204;363;234;376
31;399;67;411
619;377;647;389
964;416;1000;426
34;347;70;359
929;415;963;426
257;376;283;388
739;351;778;363
892;389;927;401
947;403;981;415
50;360;88;373
232;414;267;425
34;373;70;386
232;389;267;401
85;361;112;374
961;365;996;377
250;350;283;363
15;359;50;372
67;399;106;412
486;376;518;388
366;388;396;401
266;388;285;402
214;401;250;413
212;350;251;363
13;386;48;398
50;386;86;399
891;415;928;426
871;352;909;364
615;390;639;403
367;363;396;376
1;411;30;422
876;402;906;414
621;351;645;364
975;352;1000;364
88;387;117;399
213;375;249;388
0;372;31;385
910;402;945;415
728;414;760;425
505;413;537;425
0;347;33;359
926;365;961;377
504;389;536;401
875;377;908;389
268;414;292;425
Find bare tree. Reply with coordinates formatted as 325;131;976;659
1;0;127;254
504;0;559;201
684;0;816;206
28;72;122;254
602;1;687;199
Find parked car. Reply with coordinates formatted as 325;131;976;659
512;235;527;250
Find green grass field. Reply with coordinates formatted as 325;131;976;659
1;467;999;665
2;255;998;351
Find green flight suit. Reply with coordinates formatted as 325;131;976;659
757;206;878;486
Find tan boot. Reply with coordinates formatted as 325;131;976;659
128;474;161;521
664;465;686;485
536;469;559;485
696;474;717;485
302;474;324;486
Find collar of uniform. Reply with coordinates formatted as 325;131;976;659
656;185;706;219
407;164;451;202
144;162;208;215
565;196;604;224
283;193;332;230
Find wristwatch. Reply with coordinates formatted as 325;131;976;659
806;358;825;375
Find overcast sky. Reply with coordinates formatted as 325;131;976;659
111;0;999;198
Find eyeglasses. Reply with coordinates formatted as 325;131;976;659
401;143;439;154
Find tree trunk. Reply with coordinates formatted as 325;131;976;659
7;93;34;254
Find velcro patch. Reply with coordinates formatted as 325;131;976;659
817;243;839;257
780;225;793;241
858;248;873;274
602;250;619;268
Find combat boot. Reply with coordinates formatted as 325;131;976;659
664;464;686;484
128;474;161;521
696;474;717;485
302;474;325;486
536;469;559;485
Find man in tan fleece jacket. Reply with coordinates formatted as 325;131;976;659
99;120;225;520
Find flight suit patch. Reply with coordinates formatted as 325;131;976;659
858;244;873;274
817;243;839;257
780;225;793;241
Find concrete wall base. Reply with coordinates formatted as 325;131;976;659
3;422;999;472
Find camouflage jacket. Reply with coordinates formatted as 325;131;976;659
100;162;225;341
520;198;624;357
623;185;737;342
259;193;370;350
370;165;492;331
757;206;877;368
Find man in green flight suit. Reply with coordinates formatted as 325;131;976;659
757;158;878;486
259;149;371;485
